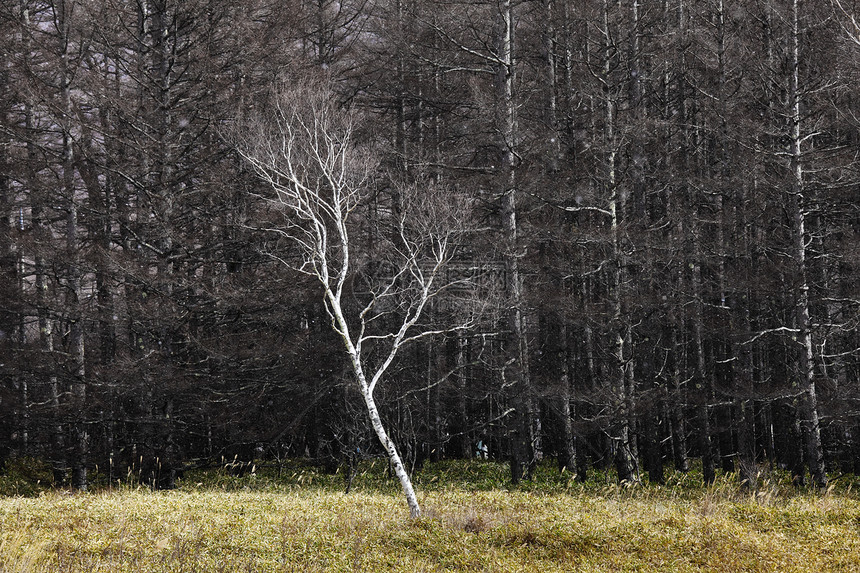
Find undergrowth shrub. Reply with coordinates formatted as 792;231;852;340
0;457;53;496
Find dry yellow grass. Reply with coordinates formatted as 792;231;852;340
1;485;859;572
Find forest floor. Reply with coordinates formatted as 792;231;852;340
1;459;859;572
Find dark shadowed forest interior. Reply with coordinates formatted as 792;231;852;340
0;0;858;493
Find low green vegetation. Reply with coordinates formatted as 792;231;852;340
2;459;859;572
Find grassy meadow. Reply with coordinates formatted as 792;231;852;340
1;460;860;572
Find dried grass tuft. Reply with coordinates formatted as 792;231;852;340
1;464;859;572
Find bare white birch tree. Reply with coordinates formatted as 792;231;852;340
232;83;473;519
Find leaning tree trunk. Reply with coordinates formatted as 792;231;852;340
337;312;421;518
363;386;421;518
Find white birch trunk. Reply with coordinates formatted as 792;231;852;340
233;86;472;518
327;286;422;517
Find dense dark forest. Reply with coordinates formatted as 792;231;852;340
0;0;858;493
